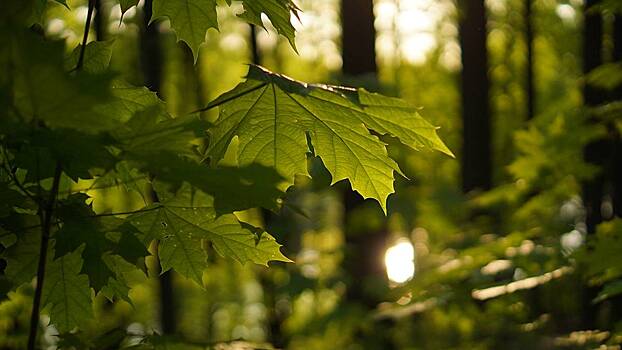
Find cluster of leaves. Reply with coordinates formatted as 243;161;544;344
0;0;449;344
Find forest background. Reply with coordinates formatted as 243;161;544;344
1;0;622;349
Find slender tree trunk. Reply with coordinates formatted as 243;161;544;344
340;0;383;306
94;0;106;41
250;24;261;66
141;0;163;94
525;0;535;120
140;0;176;334
458;0;492;193
613;15;622;217
582;0;606;234
339;2;394;348
581;0;606;330
341;0;377;76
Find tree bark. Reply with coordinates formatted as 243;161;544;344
458;0;492;193
340;0;383;306
581;0;606;330
94;0;106;41
341;0;377;76
582;0;606;234
613;15;622;217
140;0;176;334
249;24;261;65
525;0;535;120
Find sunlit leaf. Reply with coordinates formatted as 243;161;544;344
205;65;452;211
129;185;290;285
152;0;218;61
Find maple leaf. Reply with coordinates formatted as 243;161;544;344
205;65;453;212
129;185;290;285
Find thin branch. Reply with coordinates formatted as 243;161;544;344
27;162;62;350
4;206;161;236
28;1;95;347
88;205;161;217
76;0;95;71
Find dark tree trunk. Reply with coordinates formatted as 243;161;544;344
341;0;377;76
249;25;261;65
141;0;163;94
93;0;106;41
340;0;383;307
613;15;622;217
140;0;176;334
525;0;535;120
340;2;394;347
581;0;606;330
458;0;492;193
582;0;606;235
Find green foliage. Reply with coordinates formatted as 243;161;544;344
578;219;622;303
205;65;452;211
0;0;447;342
151;0;218;61
41;249;93;333
150;0;300;60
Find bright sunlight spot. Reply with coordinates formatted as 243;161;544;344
385;239;415;284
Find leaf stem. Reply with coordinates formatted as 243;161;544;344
27;162;62;350
193;82;267;113
89;205;162;217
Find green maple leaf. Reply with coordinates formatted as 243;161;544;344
151;0;299;60
232;0;300;52
10;29;117;132
55;196;149;292
54;217;114;292
152;0;218;61
114;106;284;213
114;110;206;158
13;128;116;182
101;254;146;304
65;42;167;124
42;248;93;332
100;80;168;123
205;65;453;212
65;40;114;73
129;185;290;285
133;152;285;213
2;217;41;286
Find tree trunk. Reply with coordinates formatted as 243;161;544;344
341;0;377;76
525;0;535;120
249;24;261;65
340;0;383;306
94;0;106;41
140;0;176;334
340;2;394;347
458;0;492;193
613;15;622;217
582;0;606;235
581;0;606;330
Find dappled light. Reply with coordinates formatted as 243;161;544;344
385;239;415;284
